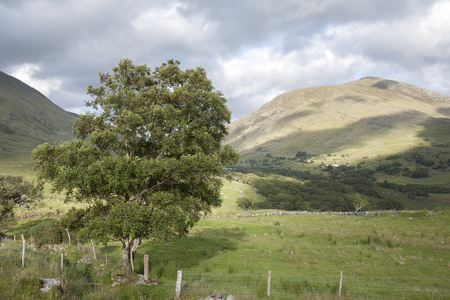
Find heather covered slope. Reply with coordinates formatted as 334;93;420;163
0;71;77;153
225;77;450;163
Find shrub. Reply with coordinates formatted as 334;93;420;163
29;219;62;247
375;199;404;210
236;197;253;209
411;168;429;178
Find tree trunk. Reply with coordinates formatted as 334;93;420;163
121;238;132;273
121;236;141;273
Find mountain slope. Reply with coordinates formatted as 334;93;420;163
0;71;77;153
225;77;450;163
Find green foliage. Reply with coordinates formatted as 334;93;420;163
353;193;369;212
236;197;253;209
375;198;404;210
32;59;238;272
0;175;39;230
411;167;429;178
29;219;62;247
375;162;403;175
251;177;353;212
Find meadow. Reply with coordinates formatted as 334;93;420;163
1;155;449;299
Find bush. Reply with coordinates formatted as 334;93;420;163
375;199;404;210
29;219;62;247
411;168;429;178
0;175;39;230
236;197;253;209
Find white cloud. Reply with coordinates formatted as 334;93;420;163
131;2;216;51
9;63;61;97
216;41;373;116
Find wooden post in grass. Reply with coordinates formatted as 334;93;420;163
267;270;272;297
130;252;134;273
175;270;182;299
66;228;71;245
339;271;343;297
105;242;108;264
14;235;16;242
144;255;149;281
21;235;25;268
61;253;64;273
91;239;97;261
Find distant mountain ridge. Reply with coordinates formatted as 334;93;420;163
225;77;450;163
0;71;77;153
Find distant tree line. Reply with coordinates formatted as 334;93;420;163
234;162;450;212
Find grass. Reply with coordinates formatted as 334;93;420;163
0;152;36;180
2;206;449;299
1;146;449;298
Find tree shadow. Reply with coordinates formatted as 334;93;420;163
133;227;245;274
4;217;56;237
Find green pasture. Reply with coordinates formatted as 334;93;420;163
2;208;449;299
1;152;449;298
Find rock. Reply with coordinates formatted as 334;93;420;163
77;255;92;264
135;274;147;286
225;296;236;300
40;278;61;293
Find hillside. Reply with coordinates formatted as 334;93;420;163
0;71;77;153
225;77;450;163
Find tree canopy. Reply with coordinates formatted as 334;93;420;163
32;59;238;272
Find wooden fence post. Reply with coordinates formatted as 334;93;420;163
22;235;25;268
144;255;149;281
175;270;182;299
130;252;134;273
339;270;343;297
61;253;64;273
105;242;108;264
66;228;71;245
267;270;272;297
91;239;97;261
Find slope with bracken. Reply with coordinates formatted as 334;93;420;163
0;71;77;153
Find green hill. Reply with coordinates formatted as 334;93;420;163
225;77;450;163
225;77;450;211
0;71;77;153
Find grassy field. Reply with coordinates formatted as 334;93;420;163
1;154;449;298
2;209;449;299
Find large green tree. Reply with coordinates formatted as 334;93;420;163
32;59;238;272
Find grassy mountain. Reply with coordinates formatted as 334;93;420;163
225;77;450;164
0;71;77;153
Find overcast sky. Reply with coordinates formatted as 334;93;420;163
1;0;449;120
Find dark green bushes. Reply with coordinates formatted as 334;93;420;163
29;219;62;247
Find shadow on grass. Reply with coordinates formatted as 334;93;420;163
132;227;245;276
5;217;57;237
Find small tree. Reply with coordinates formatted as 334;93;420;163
353;193;369;212
236;197;253;209
32;59;238;273
0;175;39;230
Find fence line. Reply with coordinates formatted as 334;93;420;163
179;270;450;299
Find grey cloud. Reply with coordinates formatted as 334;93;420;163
0;0;448;120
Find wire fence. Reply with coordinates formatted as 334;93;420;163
2;238;449;299
179;270;450;299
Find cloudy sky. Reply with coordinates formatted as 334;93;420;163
1;0;449;120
